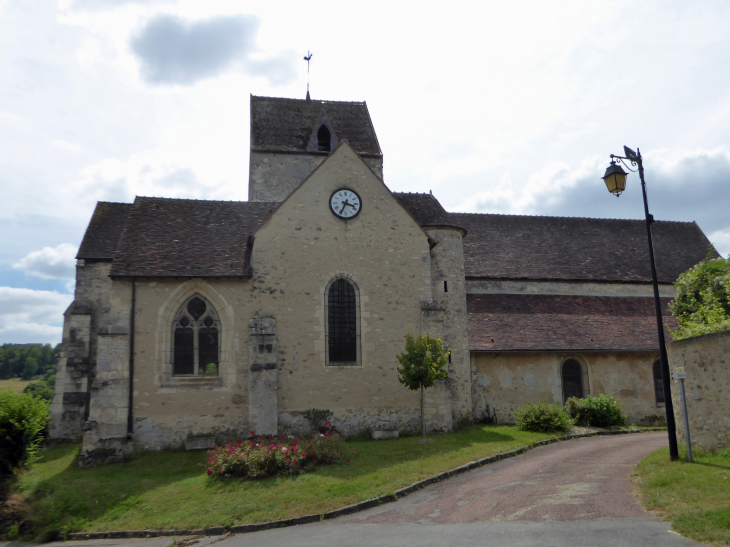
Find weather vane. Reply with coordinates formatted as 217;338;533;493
304;51;312;100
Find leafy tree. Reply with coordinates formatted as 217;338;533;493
396;329;449;440
22;357;38;380
669;252;730;340
0;392;50;476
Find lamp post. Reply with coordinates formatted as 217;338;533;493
601;146;679;461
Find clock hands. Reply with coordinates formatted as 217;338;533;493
339;199;357;215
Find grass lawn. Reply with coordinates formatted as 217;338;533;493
0;377;36;394
634;445;730;546
12;425;559;540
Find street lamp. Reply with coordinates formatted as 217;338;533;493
602;146;679;461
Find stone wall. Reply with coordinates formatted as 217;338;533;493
249;150;383;202
427;227;472;425
471;352;663;424
668;330;730;451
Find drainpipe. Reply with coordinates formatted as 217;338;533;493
127;278;136;436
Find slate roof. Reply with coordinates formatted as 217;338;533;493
467;293;677;352
393;192;466;233
110;197;280;277
250;96;381;156
451;213;713;283
76;202;132;260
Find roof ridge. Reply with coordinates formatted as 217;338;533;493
134;196;281;206
449;211;695;224
251;95;365;105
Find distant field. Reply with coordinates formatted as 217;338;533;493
0;377;40;393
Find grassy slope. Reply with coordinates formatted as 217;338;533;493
634;446;730;546
0;378;34;394
16;425;558;539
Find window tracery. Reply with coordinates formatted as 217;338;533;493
172;295;220;375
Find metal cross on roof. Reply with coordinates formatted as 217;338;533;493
304;51;312;100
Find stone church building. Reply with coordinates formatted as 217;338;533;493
50;95;712;465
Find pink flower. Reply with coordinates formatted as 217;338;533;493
346;458;350;463
207;469;212;476
301;452;307;457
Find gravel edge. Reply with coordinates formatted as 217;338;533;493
68;428;666;540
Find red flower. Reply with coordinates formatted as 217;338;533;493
346;458;350;463
301;452;307;457
207;469;212;476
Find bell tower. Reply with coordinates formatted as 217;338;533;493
248;95;383;202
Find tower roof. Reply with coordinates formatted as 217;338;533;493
250;95;381;156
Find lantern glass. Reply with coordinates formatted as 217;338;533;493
602;162;628;196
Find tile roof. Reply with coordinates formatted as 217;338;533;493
467;293;677;352
452;213;713;283
250;96;381;156
110;197;280;277
76;202;132;260
393;192;465;233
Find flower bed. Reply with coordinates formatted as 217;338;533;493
205;428;346;479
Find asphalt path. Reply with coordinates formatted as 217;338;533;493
5;432;705;547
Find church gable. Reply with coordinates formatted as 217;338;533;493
252;141;428;251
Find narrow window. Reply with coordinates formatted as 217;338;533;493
317;125;331;152
172;296;220;375
444;280;448;293
653;359;665;405
448;353;452;364
327;278;358;364
562;359;584;403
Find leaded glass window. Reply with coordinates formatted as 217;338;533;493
327;278;358;365
562;359;584;402
172;296;220;375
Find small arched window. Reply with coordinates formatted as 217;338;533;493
317;125;331;152
652;359;665;405
326;278;358;365
562;358;585;403
172;295;220;375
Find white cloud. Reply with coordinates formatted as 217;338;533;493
0;287;72;344
13;243;78;281
708;229;730;258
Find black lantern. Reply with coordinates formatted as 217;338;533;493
602;160;628;196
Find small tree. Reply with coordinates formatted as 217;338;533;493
396;329;449;440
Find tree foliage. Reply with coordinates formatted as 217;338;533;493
0;392;50;476
0;343;59;380
669;253;730;340
396;330;449;392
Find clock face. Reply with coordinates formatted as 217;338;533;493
329;188;362;219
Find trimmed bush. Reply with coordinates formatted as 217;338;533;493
515;402;573;433
205;431;346;479
566;395;626;427
0;392;50;476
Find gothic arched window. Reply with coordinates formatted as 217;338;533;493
317;125;331;152
562;358;585;403
326;278;358;365
172;295;220;375
652;359;665;405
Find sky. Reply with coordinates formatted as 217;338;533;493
1;0;729;345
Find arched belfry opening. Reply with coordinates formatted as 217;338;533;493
317;125;331;152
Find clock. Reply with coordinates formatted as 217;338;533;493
329;188;362;219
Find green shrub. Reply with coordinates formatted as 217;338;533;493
515;402;573;433
669;253;730;340
23;375;55;402
0;392;50;476
302;408;333;431
566;395;626;427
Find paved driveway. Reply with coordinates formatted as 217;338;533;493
12;432;704;547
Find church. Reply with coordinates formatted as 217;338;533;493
49;95;712;466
